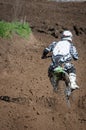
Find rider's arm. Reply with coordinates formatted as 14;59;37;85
70;44;79;60
41;42;57;59
41;48;49;59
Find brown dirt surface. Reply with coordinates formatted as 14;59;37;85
0;0;86;130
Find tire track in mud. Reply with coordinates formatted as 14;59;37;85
0;89;68;108
0;96;30;105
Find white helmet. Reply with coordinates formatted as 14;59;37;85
62;30;73;41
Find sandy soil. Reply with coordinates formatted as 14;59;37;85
0;0;86;130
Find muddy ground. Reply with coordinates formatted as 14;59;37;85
0;0;86;130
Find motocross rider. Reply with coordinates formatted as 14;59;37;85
41;30;79;92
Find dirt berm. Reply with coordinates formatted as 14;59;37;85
0;0;86;130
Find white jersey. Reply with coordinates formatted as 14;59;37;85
53;40;71;56
44;39;78;61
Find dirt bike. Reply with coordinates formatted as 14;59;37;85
50;65;72;106
43;55;72;106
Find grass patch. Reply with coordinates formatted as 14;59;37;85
0;21;31;38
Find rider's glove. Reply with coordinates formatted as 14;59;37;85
41;55;45;59
41;48;49;59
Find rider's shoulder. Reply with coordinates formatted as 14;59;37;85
52;41;57;44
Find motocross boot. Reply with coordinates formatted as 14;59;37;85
69;73;79;90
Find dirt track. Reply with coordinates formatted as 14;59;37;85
0;1;86;130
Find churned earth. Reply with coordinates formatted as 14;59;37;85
0;0;86;130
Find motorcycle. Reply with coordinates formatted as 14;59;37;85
42;55;72;106
50;65;72;104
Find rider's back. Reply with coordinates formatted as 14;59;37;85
53;40;71;56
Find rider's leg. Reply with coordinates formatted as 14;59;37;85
49;76;59;92
48;63;54;77
69;73;79;90
48;63;59;92
64;63;79;91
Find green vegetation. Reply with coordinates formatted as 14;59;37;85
0;21;31;38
